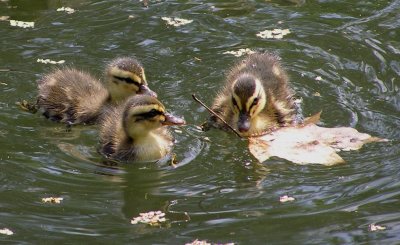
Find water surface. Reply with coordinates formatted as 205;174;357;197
0;0;399;244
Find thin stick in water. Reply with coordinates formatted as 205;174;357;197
192;94;242;138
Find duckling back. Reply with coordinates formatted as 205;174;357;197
37;68;109;124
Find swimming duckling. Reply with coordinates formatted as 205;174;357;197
205;52;296;137
99;95;185;162
36;57;156;125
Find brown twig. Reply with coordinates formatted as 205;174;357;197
192;94;242;138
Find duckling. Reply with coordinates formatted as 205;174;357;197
205;52;296;137
99;95;185;162
36;57;157;125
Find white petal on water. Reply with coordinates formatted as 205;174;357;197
161;17;193;27
56;7;75;14
256;29;291;39
223;48;255;57
10;20;34;28
0;228;13;236
37;58;65;65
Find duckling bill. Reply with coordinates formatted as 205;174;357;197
99;95;185;162
204;52;296;137
36;57;156;125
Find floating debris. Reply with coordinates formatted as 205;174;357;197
56;7;75;14
0;228;13;236
223;48;255;57
0;82;7;86
248;112;387;165
0;16;10;21
42;197;63;204
315;76;322;81
313;92;321;97
185;240;211;245
37;58;65;65
369;224;386;232
140;0;149;7
10;20;34;28
279;195;295;203
161;17;193;27
131;211;167;226
185;240;234;245
256;29;290;39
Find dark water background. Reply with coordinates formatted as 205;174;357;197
1;0;399;244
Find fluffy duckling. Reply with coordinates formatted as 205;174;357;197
36;57;156;125
205;52;296;137
99;95;185;162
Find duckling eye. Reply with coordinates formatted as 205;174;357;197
252;97;259;106
231;97;238;107
114;76;141;86
146;109;161;118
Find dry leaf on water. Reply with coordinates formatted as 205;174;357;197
249;112;387;166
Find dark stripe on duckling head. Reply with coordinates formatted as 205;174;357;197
122;95;165;121
232;74;257;111
113;75;141;86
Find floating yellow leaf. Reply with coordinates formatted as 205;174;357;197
248;113;387;166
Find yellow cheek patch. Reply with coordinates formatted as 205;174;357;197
131;74;142;84
232;93;242;111
141;68;147;83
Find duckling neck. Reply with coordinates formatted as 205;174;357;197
128;131;172;162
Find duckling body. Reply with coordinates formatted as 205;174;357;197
36;57;156;125
206;52;296;137
99;95;185;162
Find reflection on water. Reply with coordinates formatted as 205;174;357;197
0;0;399;244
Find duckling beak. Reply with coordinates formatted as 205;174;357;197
238;112;251;132
162;113;186;126
139;84;157;98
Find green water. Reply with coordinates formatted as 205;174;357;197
1;0;399;244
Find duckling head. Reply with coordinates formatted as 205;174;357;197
230;73;266;134
106;57;157;102
122;95;185;139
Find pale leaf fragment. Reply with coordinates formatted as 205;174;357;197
0;16;10;21
185;240;211;245
369;224;386;231
223;48;255;57
131;210;167;226
10;20;34;28
0;228;13;236
248;114;387;165
280;195;295;203
37;58;65;64
42;197;63;204
256;29;290;39
57;7;75;14
161;17;193;27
